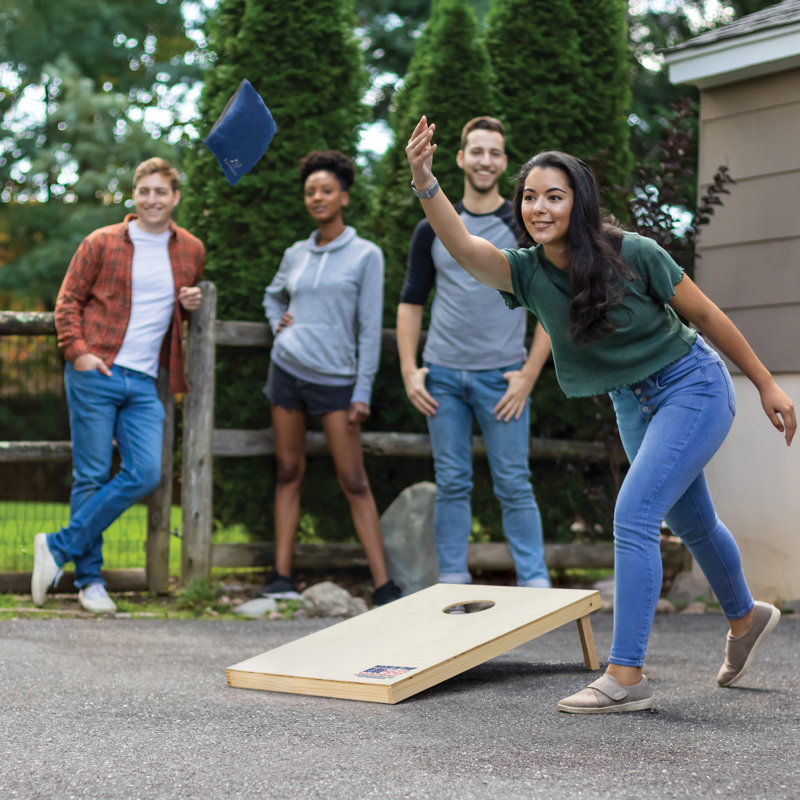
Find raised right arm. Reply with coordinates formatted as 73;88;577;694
405;116;512;292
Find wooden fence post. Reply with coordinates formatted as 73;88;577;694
181;281;216;584
145;367;174;594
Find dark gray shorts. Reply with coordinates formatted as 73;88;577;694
264;361;353;416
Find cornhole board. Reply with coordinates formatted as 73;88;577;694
226;584;602;704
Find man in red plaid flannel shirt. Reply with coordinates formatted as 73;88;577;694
31;157;205;613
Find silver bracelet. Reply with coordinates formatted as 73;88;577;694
411;176;440;200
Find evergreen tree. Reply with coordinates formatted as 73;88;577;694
0;0;196;304
182;0;367;325
369;0;497;327
362;0;507;541
180;0;369;538
354;0;491;126
484;0;583;178
485;0;632;217
571;0;632;219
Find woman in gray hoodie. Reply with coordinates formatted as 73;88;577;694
262;150;401;606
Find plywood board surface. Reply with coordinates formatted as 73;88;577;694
227;584;601;704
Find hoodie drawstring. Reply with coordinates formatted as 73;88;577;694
313;252;329;290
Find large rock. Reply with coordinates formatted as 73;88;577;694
593;575;615;613
380;481;438;595
301;581;366;618
667;570;714;607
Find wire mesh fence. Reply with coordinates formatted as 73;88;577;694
0;333;159;574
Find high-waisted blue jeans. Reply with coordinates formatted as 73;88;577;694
47;364;164;588
608;336;753;667
424;362;550;587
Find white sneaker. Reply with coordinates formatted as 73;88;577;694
31;533;63;606
78;583;117;614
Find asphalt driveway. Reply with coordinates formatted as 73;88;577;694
1;612;798;799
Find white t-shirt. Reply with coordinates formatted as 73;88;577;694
114;223;176;377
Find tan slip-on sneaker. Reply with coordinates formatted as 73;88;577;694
557;673;653;714
717;601;780;687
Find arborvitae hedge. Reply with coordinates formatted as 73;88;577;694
484;0;584;180
482;0;631;542
485;0;632;217
181;0;369;538
183;0;366;327
369;0;497;330
570;0;632;219
177;0;633;551
366;0;620;546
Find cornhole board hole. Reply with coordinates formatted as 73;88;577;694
226;584;602;704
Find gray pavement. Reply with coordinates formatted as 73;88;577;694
1;612;798;799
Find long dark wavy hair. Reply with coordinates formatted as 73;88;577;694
512;151;633;345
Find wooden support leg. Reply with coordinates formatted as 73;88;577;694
576;615;600;670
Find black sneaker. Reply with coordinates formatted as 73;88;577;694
258;571;301;599
372;579;402;606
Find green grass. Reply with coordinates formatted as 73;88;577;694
0;501;253;575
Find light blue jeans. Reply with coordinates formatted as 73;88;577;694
47;364;164;588
424;362;550;587
609;337;753;667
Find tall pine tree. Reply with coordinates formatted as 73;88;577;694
485;0;584;175
182;0;367;324
369;0;497;325
181;0;369;537
485;0;632;217
571;0;632;218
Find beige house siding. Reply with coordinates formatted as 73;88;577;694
666;18;800;602
694;67;800;374
702;374;800;603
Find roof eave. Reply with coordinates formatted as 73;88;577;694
664;22;800;89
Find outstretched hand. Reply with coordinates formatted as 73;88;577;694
405;116;437;191
760;381;796;446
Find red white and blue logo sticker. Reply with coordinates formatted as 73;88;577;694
356;665;416;679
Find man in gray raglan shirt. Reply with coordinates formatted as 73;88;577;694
397;116;552;588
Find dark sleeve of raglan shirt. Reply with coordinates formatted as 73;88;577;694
398;217;438;305
495;199;526;247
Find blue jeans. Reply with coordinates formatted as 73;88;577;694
609;337;753;667
47;364;165;588
424;362;550;587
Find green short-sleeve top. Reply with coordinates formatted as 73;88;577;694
501;232;696;397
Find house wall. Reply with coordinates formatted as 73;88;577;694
692;67;800;601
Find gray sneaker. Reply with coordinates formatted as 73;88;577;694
78;583;117;614
31;533;63;606
717;601;780;687
558;673;653;714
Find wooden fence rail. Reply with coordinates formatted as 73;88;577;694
179;281;625;584
1;289;636;593
0;312;173;594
